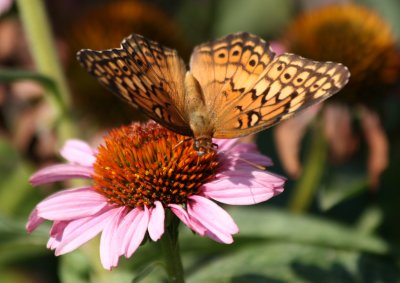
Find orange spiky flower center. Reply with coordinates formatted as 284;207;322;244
93;122;219;208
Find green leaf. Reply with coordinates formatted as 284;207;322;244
179;207;389;256
0;68;58;96
318;170;368;211
187;242;400;283
0;215;50;264
177;207;398;282
234;207;389;254
0;138;37;217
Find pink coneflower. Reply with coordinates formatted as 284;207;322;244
27;121;285;270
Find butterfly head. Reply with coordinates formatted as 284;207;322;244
193;136;215;156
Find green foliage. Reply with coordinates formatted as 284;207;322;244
1;0;400;282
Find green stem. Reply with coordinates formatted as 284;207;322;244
16;0;76;141
288;122;328;213
159;212;185;283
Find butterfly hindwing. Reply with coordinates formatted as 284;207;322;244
77;34;192;136
213;53;350;138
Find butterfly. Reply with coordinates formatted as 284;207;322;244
77;32;350;155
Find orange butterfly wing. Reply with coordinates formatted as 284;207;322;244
77;34;192;136
189;32;350;138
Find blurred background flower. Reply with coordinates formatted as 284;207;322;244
275;3;400;189
1;0;400;282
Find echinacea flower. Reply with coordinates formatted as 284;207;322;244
275;4;399;188
27;121;285;270
283;3;399;101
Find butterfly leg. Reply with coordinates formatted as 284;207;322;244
173;138;192;151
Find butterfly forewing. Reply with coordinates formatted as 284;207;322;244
77;34;192;136
190;32;276;114
210;53;350;138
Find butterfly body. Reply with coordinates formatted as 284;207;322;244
77;32;350;155
183;72;215;154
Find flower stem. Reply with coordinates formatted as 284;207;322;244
288;122;327;213
16;0;76;141
159;212;185;283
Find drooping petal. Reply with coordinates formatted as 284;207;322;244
30;164;93;186
54;206;117;255
187;195;238;244
117;207;149;258
360;107;389;189
47;221;68;250
168;204;207;236
26;208;44;233
60;139;96;166
100;206;128;270
275;105;321;178
148;201;165;241
37;187;108;221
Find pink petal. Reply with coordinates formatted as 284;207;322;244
187;196;238;244
30;164;93;186
270;41;286;55
216;170;286;187
37;187;108;221
201;176;283;205
117;207;149;258
214;138;238;151
168;204;207;236
230;143;258;152
47;221;68;250
26;209;44;233
231;152;273;167
148;201;165;241
60;139;96;166
100;206;128;270
0;0;12;15
55;206;117;255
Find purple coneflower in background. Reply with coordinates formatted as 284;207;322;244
27;121;285;270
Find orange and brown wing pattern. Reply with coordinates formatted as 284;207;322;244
213;53;350;138
189;32;276;112
77;34;191;136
